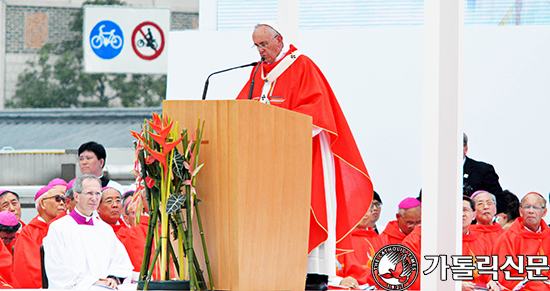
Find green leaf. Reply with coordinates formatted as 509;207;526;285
166;193;186;215
172;149;185;179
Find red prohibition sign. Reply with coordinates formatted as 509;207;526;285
132;21;165;60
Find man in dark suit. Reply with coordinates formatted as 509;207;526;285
463;133;506;213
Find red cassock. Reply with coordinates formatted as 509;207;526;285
380;220;407;245
336;227;388;286
492;218;550;291
122;216;176;279
237;45;373;254
122;216;149;273
12;215;49;288
0;238;17;288
469;222;505;246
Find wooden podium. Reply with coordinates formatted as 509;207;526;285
163;100;312;291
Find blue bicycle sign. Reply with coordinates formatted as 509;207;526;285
89;20;124;59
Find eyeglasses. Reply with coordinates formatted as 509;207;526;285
83;191;102;197
103;198;122;205
399;214;421;227
476;199;495;207
521;205;545;211
370;202;382;210
43;195;64;203
252;35;278;50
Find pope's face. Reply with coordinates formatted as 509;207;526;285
98;188;122;225
0;193;21;220
252;26;283;64
474;193;497;225
520;194;547;232
79;150;104;177
75;178;102;216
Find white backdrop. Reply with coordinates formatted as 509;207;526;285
166;26;550;231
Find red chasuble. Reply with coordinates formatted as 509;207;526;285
469;222;505;246
122;216;148;273
493;218;550;291
400;226;421;291
463;231;494;286
380;220;407;245
0;238;17;288
106;217;129;240
237;45;373;254
12;215;48;288
336;227;388;285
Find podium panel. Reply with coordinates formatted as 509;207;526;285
163;100;312;291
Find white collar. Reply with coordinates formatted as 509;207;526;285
269;43;289;64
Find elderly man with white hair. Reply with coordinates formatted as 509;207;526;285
236;22;374;288
493;192;550;291
43;174;132;290
469;190;505;245
13;186;66;288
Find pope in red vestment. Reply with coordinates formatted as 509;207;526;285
236;22;373;265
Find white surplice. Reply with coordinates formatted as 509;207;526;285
43;213;133;290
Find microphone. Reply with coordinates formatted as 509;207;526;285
201;61;259;100
248;58;264;100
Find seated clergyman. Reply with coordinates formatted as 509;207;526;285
43;174;133;290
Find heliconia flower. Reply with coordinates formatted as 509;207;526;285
145;155;156;165
146;176;156;188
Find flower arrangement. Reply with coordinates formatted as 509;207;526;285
130;112;213;290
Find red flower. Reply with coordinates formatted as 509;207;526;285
146;176;156;188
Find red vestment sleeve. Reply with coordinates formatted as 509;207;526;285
0;240;17;288
12;216;48;289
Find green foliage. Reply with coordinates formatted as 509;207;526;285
7;0;166;108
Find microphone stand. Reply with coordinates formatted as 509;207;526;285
248;58;264;100
201;61;259;100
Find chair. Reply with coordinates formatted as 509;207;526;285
40;244;48;288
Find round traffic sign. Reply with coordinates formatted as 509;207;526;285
131;21;165;60
90;20;124;60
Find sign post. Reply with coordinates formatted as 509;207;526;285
83;6;170;74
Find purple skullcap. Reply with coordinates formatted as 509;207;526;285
470;190;490;200
398;197;421;210
35;186;54;202
0;210;19;226
0;190;19;199
48;178;68;187
0;211;18;226
67;178;76;191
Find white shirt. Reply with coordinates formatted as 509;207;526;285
43;213;133;289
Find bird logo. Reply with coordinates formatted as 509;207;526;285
372;245;418;291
